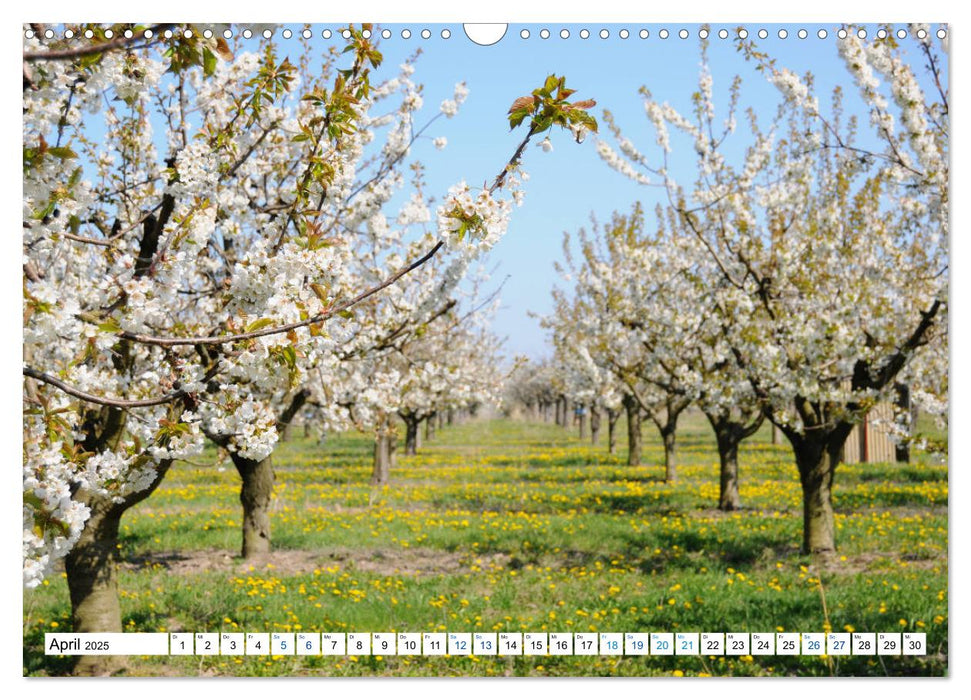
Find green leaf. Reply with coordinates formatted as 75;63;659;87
97;317;122;334
47;146;77;161
245;318;276;333
202;47;217;77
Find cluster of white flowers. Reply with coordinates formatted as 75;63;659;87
170;140;218;199
436;181;512;252
595;140;651;185
440;81;470;118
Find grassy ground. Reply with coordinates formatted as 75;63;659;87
23;412;948;677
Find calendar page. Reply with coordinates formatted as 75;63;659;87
21;9;950;683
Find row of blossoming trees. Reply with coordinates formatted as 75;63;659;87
516;28;948;559
23;23;597;671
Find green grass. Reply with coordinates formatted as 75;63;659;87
23;413;948;676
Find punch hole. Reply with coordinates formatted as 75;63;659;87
678;29;688;39
540;29;550;40
857;28;867;39
797;29;808;39
579;29;590;39
520;29;530;39
738;29;748;39
463;24;507;46
778;29;788;39
896;29;907;39
362;29;371;39
659;29;669;39
124;29;133;39
241;29;252;39
282;29;293;39
421;29;431;39
401;29;411;39
560;29;570;39
757;29;767;39
441;29;451;39
699;28;709;39
224;29;233;39
817;29;827;39
718;29;728;39
381;29;390;39
638;29;648;39
203;29;213;39
44;29;54;39
302;29;312;39
65;29;75;39
937;29;946;39
144;29;154;39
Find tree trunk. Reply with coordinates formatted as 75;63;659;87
578;406;587;440
607;408;619;455
624;395;641;466
231;454;274;558
554;399;562;427
705;409;763;512
895;383;911;463
788;425;851;556
590;406;601;444
447;409;455;426
64;499;124;675
772;423;782;445
438;412;445;429
371;429;397;485
65;459;174;675
425;414;436;442
303;421;311;439
713;428;741;511
661;426;677;482
403;416;420;456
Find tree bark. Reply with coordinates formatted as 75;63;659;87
590;406;601;444
438;411;445;429
895;383;911;463
65;498;124;675
783;420;853;556
371;428;397;485
425;413;436;442
717;436;741;511
554;398;563;427
402;415;420;456
661;426;677;482
607;408;619;455
623;394;641;466
705;409;764;512
230;454;274;558
647;397;691;482
578;405;587;440
66;459;173;675
447;409;455;426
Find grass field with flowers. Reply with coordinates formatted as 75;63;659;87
23;413;948;677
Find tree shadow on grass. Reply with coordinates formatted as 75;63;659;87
23;625;76;676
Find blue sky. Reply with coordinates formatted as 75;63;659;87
278;23;946;360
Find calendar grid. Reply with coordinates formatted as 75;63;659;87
45;631;927;657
